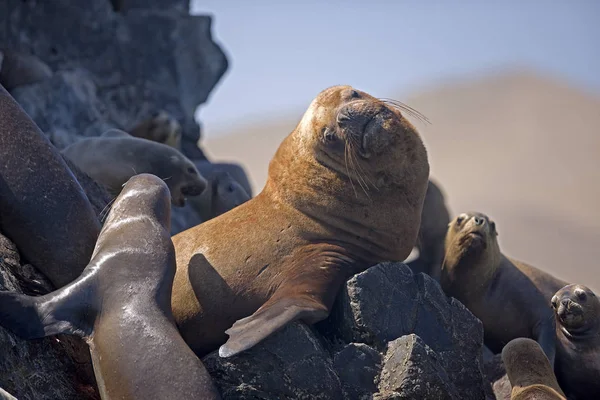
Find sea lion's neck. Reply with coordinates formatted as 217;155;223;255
441;240;502;301
263;134;427;265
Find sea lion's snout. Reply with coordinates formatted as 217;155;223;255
181;181;207;197
337;101;392;158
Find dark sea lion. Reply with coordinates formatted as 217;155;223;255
61;129;207;207
502;338;566;400
190;162;251;222
171;85;430;358
551;284;600;400
406;179;451;281
0;49;52;91
196;160;254;198
0;174;221;400
440;212;567;364
129;110;182;150
0;84;101;288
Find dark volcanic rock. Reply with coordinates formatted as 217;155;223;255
377;334;459;399
0;0;228;157
0;234;98;400
320;262;487;399
203;322;343;400
333;343;382;400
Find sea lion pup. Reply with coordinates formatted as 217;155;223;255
190;162;251;222
61;129;207;207
0;174;221;400
171;85;430;357
196;160;254;198
129;110;182;150
0;84;100;288
502;338;566;400
407;179;451;281
440;212;567;364
0;49;52;91
551;284;600;400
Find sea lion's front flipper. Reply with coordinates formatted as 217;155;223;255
219;245;355;358
0;275;96;339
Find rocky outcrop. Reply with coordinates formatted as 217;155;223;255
204;262;489;399
0;0;227;160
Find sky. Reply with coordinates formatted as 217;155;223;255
191;0;600;137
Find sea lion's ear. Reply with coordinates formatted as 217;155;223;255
218;246;355;358
102;129;130;138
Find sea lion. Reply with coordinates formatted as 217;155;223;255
129;110;182;150
440;212;567;364
196;160;254;198
61;129;207;207
0;84;100;288
190;162;251;222
502;338;566;400
0;49;53;91
0;388;17;400
551;284;600;400
406;179;451;281
0;174;221;400
171;85;430;357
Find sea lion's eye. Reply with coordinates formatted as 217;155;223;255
323;128;336;143
575;289;587;301
455;216;463;226
187;167;196;174
551;296;558;308
350;90;360;99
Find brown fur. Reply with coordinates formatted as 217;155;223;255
440;212;567;364
552;284;600;400
502;338;566;400
171;85;430;357
0;84;100;288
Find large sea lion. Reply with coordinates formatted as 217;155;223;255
129;110;182;150
440;212;567;364
551;284;600;400
0;84;100;288
502;338;566;400
0;174;221;400
406;179;451;281
190;162;251;222
61;129;207;207
171;85;430;357
0;49;52;91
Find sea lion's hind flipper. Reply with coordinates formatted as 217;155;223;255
218;295;328;358
0;291;51;339
0;279;96;339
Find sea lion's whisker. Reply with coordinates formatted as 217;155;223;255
99;196;117;223
344;142;358;198
380;98;431;125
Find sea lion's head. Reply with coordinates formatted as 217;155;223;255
441;212;501;292
167;154;207;207
266;85;429;262
551;284;600;336
150;110;182;149
294;85;427;179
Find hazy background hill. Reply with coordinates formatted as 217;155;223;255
204;69;600;292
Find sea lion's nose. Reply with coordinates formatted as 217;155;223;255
473;216;485;226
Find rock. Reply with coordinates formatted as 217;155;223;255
484;353;510;400
203;322;343;400
0;233;99;400
377;334;459;399
0;0;228;157
11;69;116;145
319;262;487;399
333;343;381;400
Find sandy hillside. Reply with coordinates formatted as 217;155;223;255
203;69;600;292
